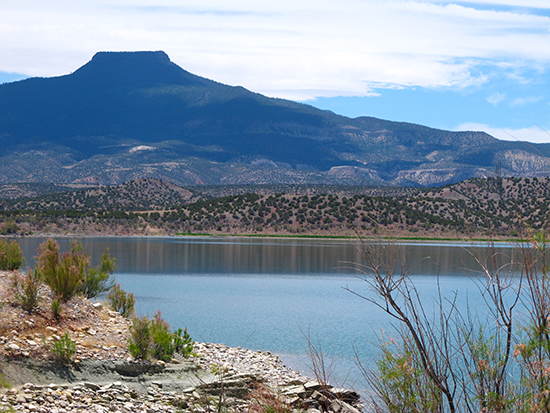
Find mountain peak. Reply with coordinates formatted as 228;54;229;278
90;50;171;64
2;51;547;187
71;50;208;87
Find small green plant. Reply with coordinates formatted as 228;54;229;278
210;364;221;375
367;334;443;413
51;298;62;320
10;269;41;313
128;316;151;360
50;332;76;363
0;372;11;389
150;311;175;362
127;311;193;362
80;247;116;299
0;240;24;271
173;327;193;358
107;283;135;318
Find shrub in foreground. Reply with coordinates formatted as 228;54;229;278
128;312;193;361
356;226;550;412
36;239;88;302
36;239;117;302
10;269;41;313
150;311;175;362
128;316;151;360
80;247;116;299
107;283;135;318
50;332;76;364
0;240;24;271
173;327;193;358
247;383;293;413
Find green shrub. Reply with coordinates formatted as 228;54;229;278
128;312;193;362
10;269;41;313
107;283;135;318
80;248;116;299
37;239;116;302
150;311;174;362
128;316;151;360
37;239;89;302
0;240;24;271
36;238;60;282
369;334;443;413
173;327;193;358
50;332;76;363
0;220;18;235
0;372;11;389
51;298;62;320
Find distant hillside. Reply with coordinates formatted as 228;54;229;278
1;178;192;212
1;51;550;187
0;183;81;200
1;177;549;238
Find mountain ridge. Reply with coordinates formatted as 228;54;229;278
1;51;549;187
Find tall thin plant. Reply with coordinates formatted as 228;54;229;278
10;269;41;313
36;239;116;302
349;234;527;413
80;247;116;298
37;239;89;302
0;239;24;270
107;283;135;318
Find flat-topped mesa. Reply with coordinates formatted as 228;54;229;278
71;50;212;88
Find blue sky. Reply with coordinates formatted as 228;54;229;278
1;0;549;142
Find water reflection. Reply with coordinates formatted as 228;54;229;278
17;236;517;278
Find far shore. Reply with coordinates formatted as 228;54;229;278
1;231;526;246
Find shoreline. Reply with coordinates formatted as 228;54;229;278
1;231;526;245
0;271;363;412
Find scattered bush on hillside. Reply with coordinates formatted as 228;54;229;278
36;239;116;302
80;247;116;299
173;327;193;358
49;332;76;364
128;311;193;362
0;220;19;235
51;298;62;320
10;269;41;313
0;239;24;271
128;316;151;360
150;311;174;362
36;239;88;302
107;283;135;318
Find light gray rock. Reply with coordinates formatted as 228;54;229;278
84;382;101;391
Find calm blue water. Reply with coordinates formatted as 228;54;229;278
16;236;518;393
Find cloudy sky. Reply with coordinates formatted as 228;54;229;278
1;0;549;142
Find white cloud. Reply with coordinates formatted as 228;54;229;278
0;0;549;101
487;92;506;106
457;123;550;143
509;96;544;107
429;0;550;8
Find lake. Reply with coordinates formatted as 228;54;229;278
16;236;519;394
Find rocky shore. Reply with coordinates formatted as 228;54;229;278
0;271;364;412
